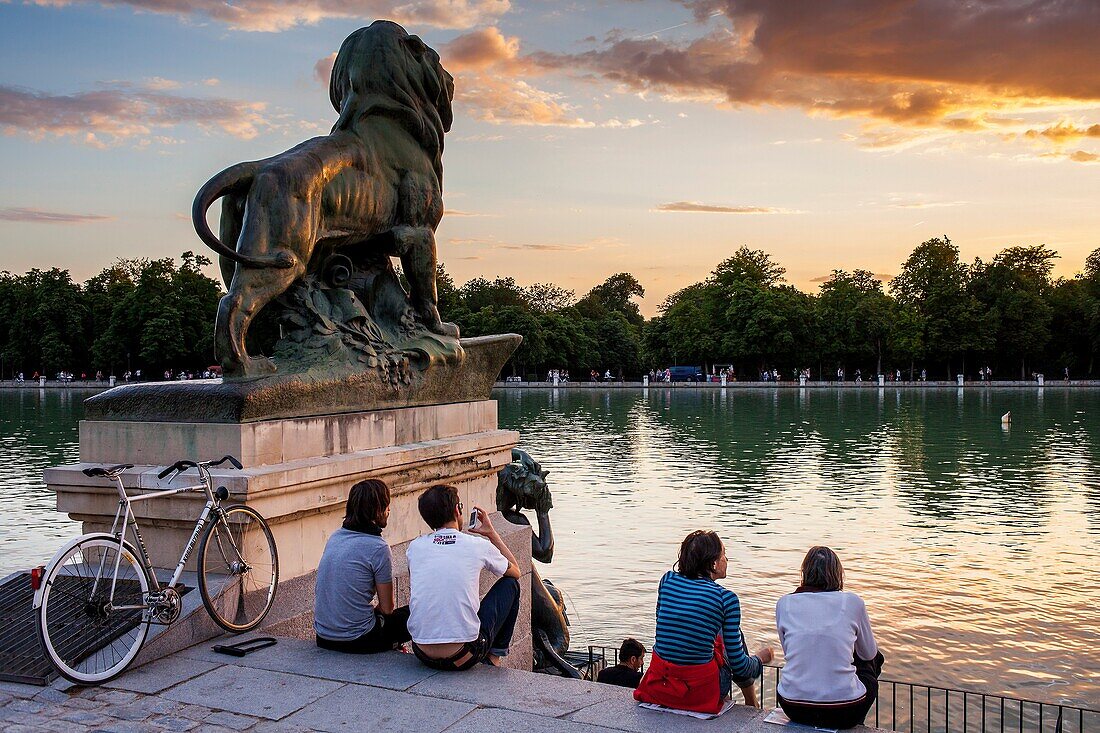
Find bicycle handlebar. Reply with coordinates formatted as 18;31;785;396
210;455;243;470
82;463;134;477
158;460;196;479
157;455;242;479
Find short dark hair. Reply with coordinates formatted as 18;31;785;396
619;638;646;662
418;484;460;530
801;546;844;591
676;530;723;580
343;479;390;532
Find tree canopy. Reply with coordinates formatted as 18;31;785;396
1;239;1097;381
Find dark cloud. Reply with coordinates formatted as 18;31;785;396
0;207;114;224
0;84;267;146
529;0;1100;146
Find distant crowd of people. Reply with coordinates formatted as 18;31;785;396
5;367;224;383
313;483;882;729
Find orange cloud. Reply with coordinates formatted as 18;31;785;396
30;0;511;32
438;28;606;127
457;74;592;127
442;27;529;73
1068;150;1099;163
655;201;784;214
1024;122;1100;142
314;53;337;86
448;235;621;252
0;84;268;146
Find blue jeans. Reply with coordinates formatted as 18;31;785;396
720;640;758;698
479;576;520;657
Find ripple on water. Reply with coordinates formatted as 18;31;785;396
1;390;90;574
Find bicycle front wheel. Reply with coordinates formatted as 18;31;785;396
36;535;151;684
197;505;278;632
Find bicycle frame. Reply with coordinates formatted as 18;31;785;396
96;464;229;611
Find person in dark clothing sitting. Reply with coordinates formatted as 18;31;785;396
597;638;646;688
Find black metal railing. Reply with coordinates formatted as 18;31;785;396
757;665;1097;733
581;646;1098;733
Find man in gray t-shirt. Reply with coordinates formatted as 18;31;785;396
314;479;410;653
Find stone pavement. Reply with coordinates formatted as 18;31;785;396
0;635;883;733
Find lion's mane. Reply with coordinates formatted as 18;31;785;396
329;20;454;187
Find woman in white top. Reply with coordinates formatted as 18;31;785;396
775;547;885;729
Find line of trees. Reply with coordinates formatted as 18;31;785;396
0;252;220;379
1;238;1097;381
452;237;1100;381
647;238;1100;381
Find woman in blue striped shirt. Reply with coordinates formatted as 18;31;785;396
653;530;773;706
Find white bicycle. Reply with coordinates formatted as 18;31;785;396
33;455;279;684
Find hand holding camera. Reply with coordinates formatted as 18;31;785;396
468;506;495;537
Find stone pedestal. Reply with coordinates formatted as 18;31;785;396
43;400;533;671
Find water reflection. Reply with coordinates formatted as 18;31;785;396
495;387;1100;708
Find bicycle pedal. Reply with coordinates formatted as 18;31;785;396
212;637;277;657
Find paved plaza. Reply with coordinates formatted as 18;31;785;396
0;635;881;733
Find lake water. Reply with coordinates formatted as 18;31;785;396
1;387;1097;708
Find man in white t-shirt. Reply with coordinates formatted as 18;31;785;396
406;484;521;670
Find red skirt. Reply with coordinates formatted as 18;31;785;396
633;650;723;714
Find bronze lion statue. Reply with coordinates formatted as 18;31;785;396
192;21;458;377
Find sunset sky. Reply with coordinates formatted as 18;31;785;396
2;0;1099;315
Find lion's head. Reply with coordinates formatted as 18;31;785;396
497;448;553;515
329;20;454;184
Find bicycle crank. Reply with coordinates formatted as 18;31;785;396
149;587;183;624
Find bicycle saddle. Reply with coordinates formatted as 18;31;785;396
82;464;134;477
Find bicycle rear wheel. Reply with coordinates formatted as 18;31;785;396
197;505;278;632
36;535;151;684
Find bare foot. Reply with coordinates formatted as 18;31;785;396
486;654;502;667
740;685;758;708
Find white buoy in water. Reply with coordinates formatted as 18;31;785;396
1001;411;1011;425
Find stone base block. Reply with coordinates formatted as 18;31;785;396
47;402;517;578
78;400;501;468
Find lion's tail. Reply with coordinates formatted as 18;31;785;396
192;162;295;269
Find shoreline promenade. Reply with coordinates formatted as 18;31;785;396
2;379;1096;391
0;635;884;733
495;379;1095;389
